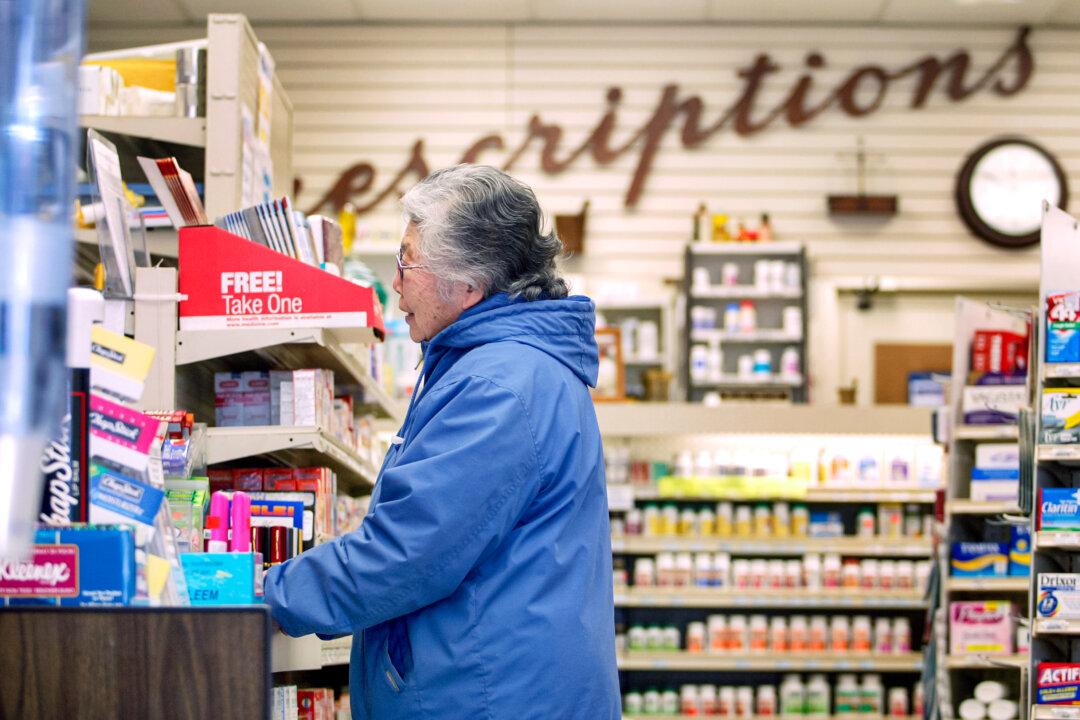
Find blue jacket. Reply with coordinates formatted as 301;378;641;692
265;293;620;720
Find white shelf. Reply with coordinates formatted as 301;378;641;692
351;241;400;259
946;577;1030;592
955;424;1019;441
689;241;803;256
1038;445;1080;463
271;634;352;672
692;374;804;388
610;484;938;504
80;115;207;147
611;535;932;557
691;329;803;344
595;300;667;312
691;286;803;300
1045;364;1080;379
176;326;404;423
1037;531;1080;549
949;499;1022;515
614;587;927;609
624;356;665;366
75;227;180;259
206;425;378;491
1034;618;1080;636
618;651;922;672
595;402;934;437
1034;705;1080;720
944;652;1028;670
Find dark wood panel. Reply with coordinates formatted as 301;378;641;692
0;607;270;720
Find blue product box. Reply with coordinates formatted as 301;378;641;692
1041;488;1080;531
180;552;263;605
951;542;1008;577
1010;526;1032;577
0;525;136;606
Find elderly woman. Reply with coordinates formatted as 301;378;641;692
265;165;620;719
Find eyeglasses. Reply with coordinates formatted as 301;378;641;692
395;248;428;279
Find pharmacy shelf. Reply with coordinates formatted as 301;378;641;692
624;356;665;366
945;577;1030;592
75;227;180;258
351;241;400;259
1038;446;1080;463
691;286;803;300
691;374;804;388
618;651;923;672
624;716;921;720
1034;705;1080;720
1034;618;1080;636
271;634;353;672
943;652;1028;670
80;115;207;147
690;329;803;344
611;536;933;557
610;484;938;504
948;499;1022;515
614;587;927;609
595;299;668;312
176;326;404;423
1037;531;1080;550
689;241;803;256
206;425;378;491
954;424;1019;441
595;403;933;437
1044;364;1080;379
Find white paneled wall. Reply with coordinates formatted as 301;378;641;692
89;22;1079;402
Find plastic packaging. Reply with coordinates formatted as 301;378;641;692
0;0;85;558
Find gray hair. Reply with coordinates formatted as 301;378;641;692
400;164;569;302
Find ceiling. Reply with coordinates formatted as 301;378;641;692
87;0;1080;27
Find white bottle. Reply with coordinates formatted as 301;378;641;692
722;262;740;286
636;320;659;361
661;689;680;715
780;347;801;379
643;689;661;715
780;674;806;719
708;345;724;383
695;553;714;587
714;552;731;587
834;675;859;720
691;345;710;384
783;306;803;334
859;675;883;716
756;686;777;717
682;685;701;716
806;675;831;719
701;685;719;716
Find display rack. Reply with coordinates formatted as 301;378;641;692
604;404;939;712
683;242;809;403
938;297;1033;720
596;296;676;400
1029;205;1080;720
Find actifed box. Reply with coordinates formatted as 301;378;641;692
1038;663;1080;704
1037;574;1080;620
0;526;136;607
177;226;384;335
180;552;263;605
950;601;1013;654
1040;488;1080;531
951;542;1008;577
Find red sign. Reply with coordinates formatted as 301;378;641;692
178;226;384;336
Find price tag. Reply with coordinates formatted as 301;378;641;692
1043;619;1069;631
836;661;853;670
611;539;625;552
777;660;793;670
734;660;751;670
607;484;635;512
652;660;670;670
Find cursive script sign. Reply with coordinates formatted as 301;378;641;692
305;27;1034;216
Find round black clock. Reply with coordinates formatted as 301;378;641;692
955;137;1068;249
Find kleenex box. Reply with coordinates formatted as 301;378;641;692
951;542;1008;577
180;552;263;605
1041;488;1080;531
1038;574;1080;620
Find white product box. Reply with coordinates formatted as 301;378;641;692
269;370;292;425
214;372;244;427
1037;574;1080;620
975;443;1020;470
280;381;294;426
292;370;319;427
78;64;123;116
241;371;271;426
970;479;1019;503
962;385;1027;424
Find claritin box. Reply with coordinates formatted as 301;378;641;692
1040;488;1080;531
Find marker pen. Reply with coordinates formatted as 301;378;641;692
206;491;230;552
230;491;251;552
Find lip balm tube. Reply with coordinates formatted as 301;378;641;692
230;491;251;552
206;491;231;552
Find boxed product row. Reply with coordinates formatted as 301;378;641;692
623;674;921;719
623;614;913;655
207;467;335;545
273;685;337;720
689;257;798;293
613;503;929;540
961;327;1028;426
949;601;1029;655
616;553;931;592
605;444;942;489
949;526;1030;578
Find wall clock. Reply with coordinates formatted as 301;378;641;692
955;137;1068;249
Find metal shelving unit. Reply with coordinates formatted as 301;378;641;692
79;115;207;147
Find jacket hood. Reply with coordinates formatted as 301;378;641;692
423;293;599;387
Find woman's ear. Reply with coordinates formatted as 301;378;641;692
461;283;484;311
